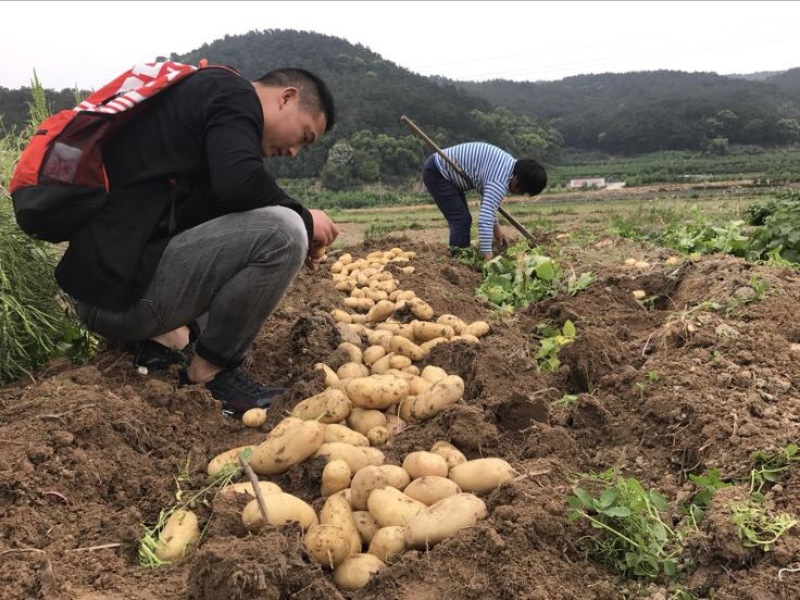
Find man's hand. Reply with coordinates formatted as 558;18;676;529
493;224;513;253
307;209;339;270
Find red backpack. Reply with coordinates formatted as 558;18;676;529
10;59;230;242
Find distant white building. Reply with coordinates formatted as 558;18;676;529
568;177;606;189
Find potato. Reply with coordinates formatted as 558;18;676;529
350;465;388;510
347;407;387;436
420;365;448;383
368;526;406;563
388;354;412;370
304;524;352;569
402;451;449;480
407;375;432;396
241;408;267;428
154;509;200;562
412;320;455;343
436;314;466;334
321;459;352;498
402;365;420;376
430;441;467;469
314;362;339;387
408;298;435;320
352;510;380;545
362;345;387;366
366;299;396;324
367;486;427;527
320;493;362;554
337;323;363;346
366;328;394;349
378;464;411;490
330;308;352;323
462;320;490;338
363;447;386;467
346;374;409;410
369;352;395;375
324;423;370;447
242;492;318;531
397;396;416;422
451;334;480;345
394;323;415;341
411;375;465;421
367;425;389;446
448;457;516;494
332;553;387;591
337;342;363;364
388;335;426;361
403;476;463;506
384;414;407;436
292;388;351;424
337;361;370;380
315;442;372;472
220;481;282;499
343;297;375;312
207;445;255;478
403;493;488;549
419;337;450;353
248;418;325;475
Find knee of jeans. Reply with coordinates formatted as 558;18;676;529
268;207;308;265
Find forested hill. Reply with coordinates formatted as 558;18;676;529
2;29;800;179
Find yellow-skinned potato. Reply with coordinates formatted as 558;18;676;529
402;451;449;480
402;365;420;376
343;297;375;312
365;299;396;324
397;396;417;422
352;510;380;545
207;445;255;478
346;374;409;410
362;345;386;366
337;323;363;346
315;442;372;473
366;425;389;447
448;457;516;494
332;553;387;591
384;414;407;436
220;481;282;499
411;375;465;421
321;459;352;498
154;509;200;562
350;465;388;510
346;407;387;436
365;289;390;303
408;298;435;321
451;334;480;345
369;352;395;375
388;335;426;361
403;476;462;506
375;322;400;334
248;418;325;475
394;323;415;341
463;321;491;338
368;526;406;563
378;464;411;490
436;314;466;334
331;261;344;274
321;493;362;554
314;362;339;388
366;328;394;350
430;441;467;469
324;423;370;447
337;342;363;364
330;308;352;322
350;287;366;298
337;361;370;380
367;486;428;527
339;253;353;265
363;447;386;467
242;492;318;531
411;320;455;343
403;493;488;549
292;388;351;424
388;354;412;370
407;375;432;396
241;408;267;428
395;290;416;302
420;365;448;383
304;524;353;569
419;337;450;354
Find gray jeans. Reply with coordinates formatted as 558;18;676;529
76;206;308;369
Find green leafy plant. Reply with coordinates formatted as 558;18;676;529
532;320;576;372
747;190;800;263
749;443;798;498
138;456;244;568
567;472;684;579
552;393;579;408
685;469;731;526
476;247;562;311
730;501;797;551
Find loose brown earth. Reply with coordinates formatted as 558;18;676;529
1;217;799;600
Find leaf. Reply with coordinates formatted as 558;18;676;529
602;506;632;518
572;487;594;508
597;487;617;509
562;319;576;338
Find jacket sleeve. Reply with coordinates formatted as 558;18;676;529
200;85;314;242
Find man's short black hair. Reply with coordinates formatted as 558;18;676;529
255;68;336;132
513;158;547;196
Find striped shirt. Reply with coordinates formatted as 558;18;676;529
434;142;515;253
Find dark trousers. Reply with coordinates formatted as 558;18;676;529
422;154;471;248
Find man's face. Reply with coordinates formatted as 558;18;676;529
261;87;327;158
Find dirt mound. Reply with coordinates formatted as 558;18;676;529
1;234;798;600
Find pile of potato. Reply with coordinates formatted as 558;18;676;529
159;247;514;591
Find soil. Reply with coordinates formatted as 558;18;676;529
1;225;799;600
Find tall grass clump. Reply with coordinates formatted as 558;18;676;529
0;73;95;384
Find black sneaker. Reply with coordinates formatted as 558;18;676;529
179;368;287;417
134;339;192;373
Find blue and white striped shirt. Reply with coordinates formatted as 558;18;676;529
434;142;515;254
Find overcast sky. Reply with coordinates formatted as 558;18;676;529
1;1;798;90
